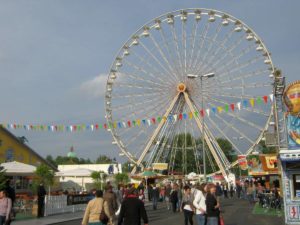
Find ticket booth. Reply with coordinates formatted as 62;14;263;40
280;80;300;224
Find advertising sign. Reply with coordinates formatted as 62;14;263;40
238;155;248;170
284;81;300;150
247;155;264;175
152;163;168;170
260;154;278;172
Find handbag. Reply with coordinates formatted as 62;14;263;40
100;201;109;224
219;215;225;225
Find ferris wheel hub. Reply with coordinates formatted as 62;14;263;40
177;83;186;92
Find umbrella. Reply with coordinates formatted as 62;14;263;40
0;161;36;176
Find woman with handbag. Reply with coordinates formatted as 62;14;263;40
0;190;12;225
181;185;194;225
82;190;110;225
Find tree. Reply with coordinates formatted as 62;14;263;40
114;173;129;185
216;138;237;162
46;155;57;167
91;171;107;190
0;167;7;190
95;155;113;164
34;164;54;186
18;136;28;144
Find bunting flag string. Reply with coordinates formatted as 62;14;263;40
0;94;274;132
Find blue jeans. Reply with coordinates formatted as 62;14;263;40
195;214;206;225
207;217;218;225
152;197;158;210
0;216;7;225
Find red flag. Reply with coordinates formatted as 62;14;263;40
95;124;99;130
30;125;33;130
13;124;17;129
230;104;235;111
127;121;131;127
104;124;107;129
200;110;204;117
179;113;183;120
73;125;77;131
152;118;156;124
263;95;268;103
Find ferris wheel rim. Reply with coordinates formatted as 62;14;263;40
105;8;275;170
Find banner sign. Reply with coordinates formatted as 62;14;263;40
67;194;93;205
260;154;278;172
152;163;168;170
284;81;300;150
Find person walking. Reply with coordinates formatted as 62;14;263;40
103;185;118;225
4;180;15;225
181;186;194;225
82;190;109;225
229;183;234;198
205;184;220;225
151;184;160;210
0;190;12;225
118;188;148;225
165;183;172;210
170;183;179;213
236;182;242;199
246;183;254;204
37;183;47;218
193;184;206;225
222;183;228;198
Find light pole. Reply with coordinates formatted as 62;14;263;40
187;72;215;181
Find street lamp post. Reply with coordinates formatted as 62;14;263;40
187;72;215;181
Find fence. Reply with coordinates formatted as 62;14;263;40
44;195;87;216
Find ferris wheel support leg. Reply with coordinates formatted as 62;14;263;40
131;93;181;174
183;92;229;180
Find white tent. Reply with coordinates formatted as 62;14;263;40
56;168;95;177
0;161;36;176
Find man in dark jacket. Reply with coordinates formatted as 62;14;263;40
37;183;47;218
118;188;148;225
151;184;160;210
170;184;179;213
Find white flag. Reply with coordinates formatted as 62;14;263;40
237;102;241;110
269;94;274;102
90;125;94;131
147;119;151;126
206;109;210;117
173;114;178;122
122;122;126;128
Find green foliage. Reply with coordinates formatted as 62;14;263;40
95;155;113;164
259;140;277;154
0;167;7;190
45;155;93;166
35;164;54;186
114;173;129;185
91;171;107;190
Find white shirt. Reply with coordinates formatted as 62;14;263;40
193;190;206;215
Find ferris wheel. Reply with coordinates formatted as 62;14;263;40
105;8;275;178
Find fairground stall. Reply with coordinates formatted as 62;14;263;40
279;81;300;224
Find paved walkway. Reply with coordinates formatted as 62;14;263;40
13;198;284;225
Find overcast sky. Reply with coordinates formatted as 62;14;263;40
0;0;299;161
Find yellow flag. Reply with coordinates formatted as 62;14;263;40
189;112;193;119
250;98;255;107
217;106;223;113
136;119;141;126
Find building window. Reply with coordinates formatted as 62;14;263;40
5;149;14;162
293;174;300;199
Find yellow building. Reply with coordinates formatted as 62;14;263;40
0;126;56;170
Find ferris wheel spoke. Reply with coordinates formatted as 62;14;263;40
188;118;202;174
123;59;170;86
114;82;165;91
148;34;181;82
170;24;185;79
190;22;210;72
215;55;265;80
120;71;169;89
182;20;188;75
187;19;200;70
159;28;183;81
197;28;236;74
206;115;243;155
194;22;223;74
215;68;269;86
200;34;246;75
138;40;178;84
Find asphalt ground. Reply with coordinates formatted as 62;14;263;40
54;197;284;225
